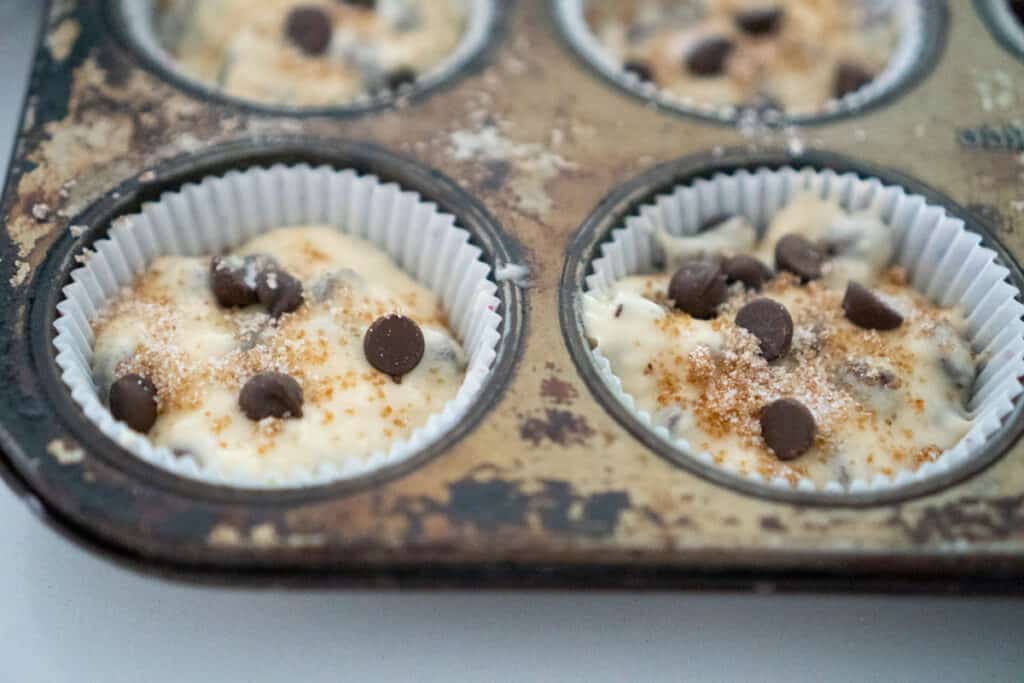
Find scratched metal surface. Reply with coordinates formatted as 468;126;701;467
1;0;1024;589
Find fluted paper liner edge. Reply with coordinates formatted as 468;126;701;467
53;164;503;489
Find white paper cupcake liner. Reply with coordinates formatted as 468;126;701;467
554;0;931;123
118;0;498;110
53;164;503;489
583;166;1024;493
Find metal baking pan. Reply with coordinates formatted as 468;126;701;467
2;0;1024;591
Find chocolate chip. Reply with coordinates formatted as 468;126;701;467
833;62;873;99
364;314;425;378
839;360;902;390
699;214;733;232
285;6;333;56
109;374;158;433
842;281;903;331
775;234;825;282
239;372;304;421
257;266;304;318
385;67;417;91
623;60;653;82
735;298;793;361
668;261;728;319
210;255;258;308
760;398;816;461
723;255;772;291
686;37;734;77
735;7;784;35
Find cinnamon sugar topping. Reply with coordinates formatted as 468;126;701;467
90;226;468;481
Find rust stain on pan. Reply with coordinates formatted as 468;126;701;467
6;14;247;285
540;375;579;406
888;494;1024;545
518;409;595;448
384;466;649;543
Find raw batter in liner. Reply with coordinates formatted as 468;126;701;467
585;0;902;113
583;193;977;487
92;226;467;482
158;0;468;107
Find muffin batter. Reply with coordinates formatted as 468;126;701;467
158;0;469;106
92;226;467;482
584;0;902;113
583;194;977;487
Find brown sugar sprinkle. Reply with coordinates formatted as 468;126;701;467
648;267;952;467
257;416;283;437
111;300;334;412
94;254;457;451
675;326;864;448
300;242;329;264
212;415;231;435
913;444;942;466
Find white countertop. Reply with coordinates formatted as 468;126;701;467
0;3;1021;681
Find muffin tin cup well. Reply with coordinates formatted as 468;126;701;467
551;0;947;126
51;159;507;490
564;156;1024;504
975;0;1024;60
8;0;1024;589
113;0;503;116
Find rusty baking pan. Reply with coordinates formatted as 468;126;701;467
2;0;1024;591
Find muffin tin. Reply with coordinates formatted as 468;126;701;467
2;0;1024;591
